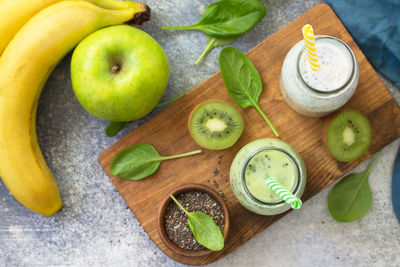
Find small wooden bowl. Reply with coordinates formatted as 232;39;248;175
157;183;230;257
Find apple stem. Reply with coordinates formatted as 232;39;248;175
111;65;120;73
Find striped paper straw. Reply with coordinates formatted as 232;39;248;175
266;177;302;209
302;24;320;71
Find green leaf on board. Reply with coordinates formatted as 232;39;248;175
219;46;279;137
110;144;202;180
328;153;381;222
170;194;224;251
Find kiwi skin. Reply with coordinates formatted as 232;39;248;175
326;110;372;162
188;100;244;150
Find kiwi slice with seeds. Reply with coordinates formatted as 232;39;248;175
326;110;372;162
189;101;244;150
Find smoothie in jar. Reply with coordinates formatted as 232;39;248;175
230;138;306;215
281;35;359;117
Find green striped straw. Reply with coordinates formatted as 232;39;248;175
266;177;302;209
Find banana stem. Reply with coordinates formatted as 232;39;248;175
102;2;150;25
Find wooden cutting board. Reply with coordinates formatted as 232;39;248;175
99;3;400;265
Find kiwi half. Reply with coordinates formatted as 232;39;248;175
189;101;244;150
326;110;372;162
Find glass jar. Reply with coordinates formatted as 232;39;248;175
230;138;306;215
280;35;359;117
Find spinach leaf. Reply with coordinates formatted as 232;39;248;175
195;35;238;65
156;92;185;107
219;47;280;137
162;0;265;38
110;144;202;180
105;94;186;137
105;121;128;137
328;153;381;222
170;194;224;251
162;0;265;64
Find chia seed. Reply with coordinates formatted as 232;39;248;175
164;191;225;251
213;180;220;189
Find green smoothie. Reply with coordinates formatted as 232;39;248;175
230;138;306;215
245;150;298;203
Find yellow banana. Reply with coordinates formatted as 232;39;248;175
0;0;149;55
0;0;150;216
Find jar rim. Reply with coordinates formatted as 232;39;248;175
296;35;356;95
241;147;301;206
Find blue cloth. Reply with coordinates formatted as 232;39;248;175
392;146;400;223
325;0;400;88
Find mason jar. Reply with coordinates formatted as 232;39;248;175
230;138;306;215
280;35;359;117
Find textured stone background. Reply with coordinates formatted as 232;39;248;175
1;0;399;266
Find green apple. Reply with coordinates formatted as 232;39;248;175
71;25;169;121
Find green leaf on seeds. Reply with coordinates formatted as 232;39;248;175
170;194;224;251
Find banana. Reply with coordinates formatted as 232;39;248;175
0;0;150;216
0;0;150;55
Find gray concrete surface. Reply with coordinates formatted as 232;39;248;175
1;0;400;266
